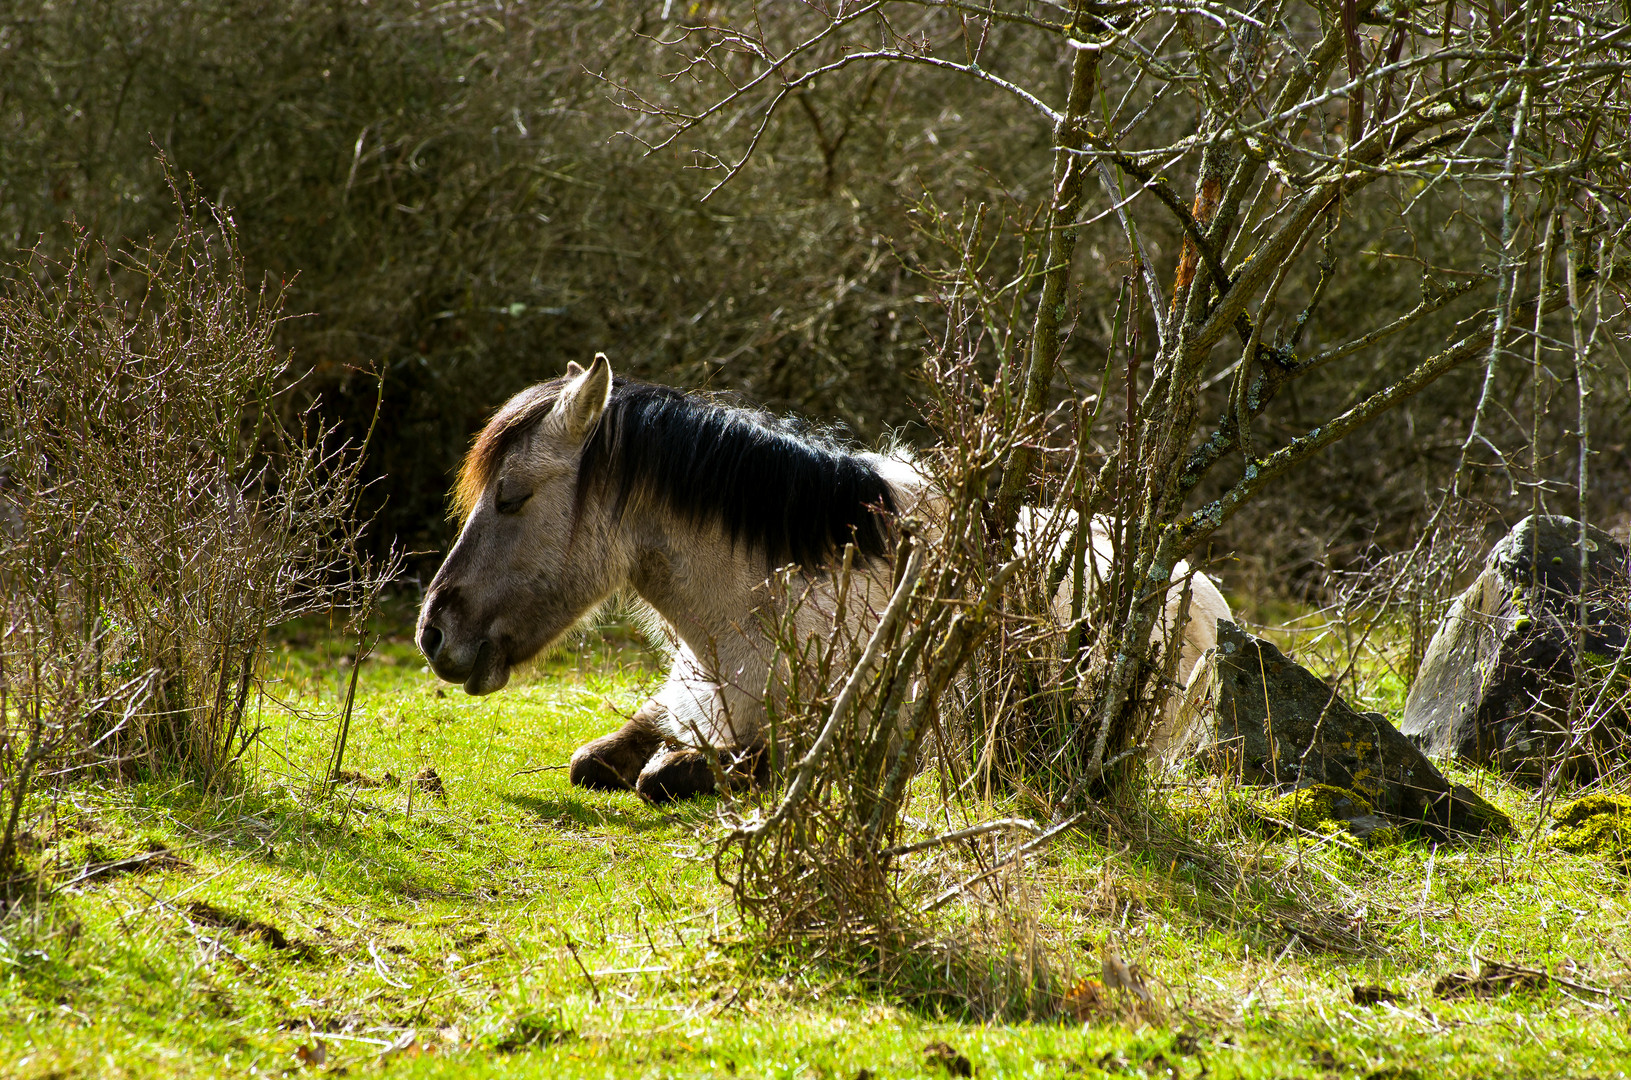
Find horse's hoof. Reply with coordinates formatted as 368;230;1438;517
635;748;718;803
569;749;634;791
568;712;664;791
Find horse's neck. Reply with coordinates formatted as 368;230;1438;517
623;515;769;663
620;458;925;666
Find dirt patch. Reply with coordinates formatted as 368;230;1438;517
924;1041;972;1077
494;1013;574;1053
187;900;316;958
1352;984;1406;1006
414;767;446;800
1434;961;1548;999
333;769;401;789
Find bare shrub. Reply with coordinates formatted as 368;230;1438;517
0;576;153;896
622;0;1631;1012
0;177;395;836
715;278;1111;1013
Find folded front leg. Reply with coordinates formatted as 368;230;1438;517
634;741;771;804
568;701;665;791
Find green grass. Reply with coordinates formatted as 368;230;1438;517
2;613;1629;1079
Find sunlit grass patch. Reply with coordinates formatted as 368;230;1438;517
2;614;1630;1078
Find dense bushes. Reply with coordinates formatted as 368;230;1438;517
2;0;1626;580
0;185;390;886
0;1;985;563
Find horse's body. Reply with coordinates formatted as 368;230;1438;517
417;357;1230;801
1015;506;1232;755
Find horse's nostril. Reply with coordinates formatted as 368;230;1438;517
419;625;444;661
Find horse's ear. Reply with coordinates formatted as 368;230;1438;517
554;352;612;442
564;360;586;378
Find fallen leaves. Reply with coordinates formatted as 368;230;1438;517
1352;984;1407;1006
1100;947;1154;1006
1062;975;1105;1020
924;1040;973;1077
1060;944;1162;1025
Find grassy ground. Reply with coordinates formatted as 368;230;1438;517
2;611;1629;1079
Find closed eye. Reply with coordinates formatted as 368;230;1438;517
495;490;532;515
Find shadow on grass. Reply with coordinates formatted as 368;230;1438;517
499;791;718;834
709;796;1428;1028
1097;781;1540;969
84;768;722;909
128;783;500;902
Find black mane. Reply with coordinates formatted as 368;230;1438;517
577;379;897;571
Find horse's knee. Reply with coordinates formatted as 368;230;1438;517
568;708;664;792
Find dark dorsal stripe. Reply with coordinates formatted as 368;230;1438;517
457;377;898;571
579;380;896;571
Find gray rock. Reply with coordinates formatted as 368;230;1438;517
1400;515;1630;783
1176;621;1512;838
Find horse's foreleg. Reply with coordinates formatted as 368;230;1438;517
568;701;665;791
634;747;715;802
634;741;770;804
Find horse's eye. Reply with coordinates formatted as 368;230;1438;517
495;489;532;515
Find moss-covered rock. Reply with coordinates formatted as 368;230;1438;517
1551;793;1631;861
1262;784;1370;829
1259;785;1400;846
1179;622;1514;838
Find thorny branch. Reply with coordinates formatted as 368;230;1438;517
623;0;1631;947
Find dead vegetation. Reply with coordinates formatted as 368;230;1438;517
0;178;397;896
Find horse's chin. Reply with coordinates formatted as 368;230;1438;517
462;641;511;695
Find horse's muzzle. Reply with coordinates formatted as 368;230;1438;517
460;640;511;695
420;630;510;695
418;589;511;694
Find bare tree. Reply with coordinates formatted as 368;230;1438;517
616;0;1631;788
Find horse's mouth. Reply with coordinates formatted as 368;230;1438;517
462;639;511;696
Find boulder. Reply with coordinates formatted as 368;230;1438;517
1174;621;1512;838
1400;515;1630;783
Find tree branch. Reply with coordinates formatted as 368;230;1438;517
1173;256;1629;549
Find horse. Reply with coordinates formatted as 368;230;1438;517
416;355;1231;801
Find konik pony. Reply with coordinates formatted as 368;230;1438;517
417;356;1230;801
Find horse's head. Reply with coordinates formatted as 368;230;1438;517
417;355;623;694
